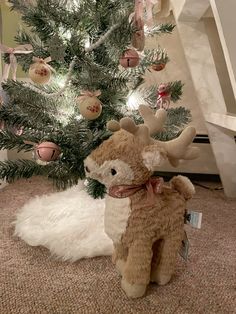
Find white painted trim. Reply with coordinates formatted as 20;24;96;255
176;0;210;21
209;0;236;100
205;112;236;132
171;1;236;197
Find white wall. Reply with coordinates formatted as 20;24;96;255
144;14;207;134
144;13;219;174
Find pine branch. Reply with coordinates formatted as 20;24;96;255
3;0;192;197
138;48;170;75
0;106;34;129
2;81;64;127
0;159;43;182
143;81;184;106
14;30;49;71
86;178;106;199
154;107;192;141
47;162;81;190
169;81;184;102
146;23;175;37
0;130;32;151
121;48;170;91
0;158;80;189
8;0;32;14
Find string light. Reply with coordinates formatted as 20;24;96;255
127;91;145;110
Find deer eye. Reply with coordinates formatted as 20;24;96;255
111;168;117;176
85;166;90;173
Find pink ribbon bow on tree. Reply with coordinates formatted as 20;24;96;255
0;44;33;82
31;56;56;72
134;0;159;28
77;90;101;101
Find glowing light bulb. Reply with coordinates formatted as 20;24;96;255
127;92;144;110
84;36;90;49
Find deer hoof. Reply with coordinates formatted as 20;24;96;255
121;278;146;298
152;273;172;286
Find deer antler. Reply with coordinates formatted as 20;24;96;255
160;126;199;167
107;112;153;145
120;117;152;144
107;105;199;166
139;105;167;135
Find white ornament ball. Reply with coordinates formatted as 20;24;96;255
78;96;102;120
29;61;51;84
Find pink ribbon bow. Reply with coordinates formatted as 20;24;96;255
77;90;101;101
0;44;33;82
108;177;164;206
31;56;56;73
133;0;159;28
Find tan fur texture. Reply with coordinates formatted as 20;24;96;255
88;130;152;185
85;114;196;299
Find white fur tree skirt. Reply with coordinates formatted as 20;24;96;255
14;181;113;261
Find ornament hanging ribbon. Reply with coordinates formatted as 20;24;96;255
132;0;170;28
154;0;171;19
145;0;159;27
0;44;33;82
132;0;159;29
77;90;101;102
108;177;164;206
31;56;56;73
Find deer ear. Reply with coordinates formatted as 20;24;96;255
142;145;167;171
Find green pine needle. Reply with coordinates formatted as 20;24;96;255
1;1;191;199
146;23;175;37
86;179;107;199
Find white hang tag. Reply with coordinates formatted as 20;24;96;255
185;211;202;229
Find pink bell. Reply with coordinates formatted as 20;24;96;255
36;141;61;162
119;49;140;68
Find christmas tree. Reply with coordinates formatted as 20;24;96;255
0;0;192;198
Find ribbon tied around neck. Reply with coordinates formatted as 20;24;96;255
108;177;164;206
0;44;33;82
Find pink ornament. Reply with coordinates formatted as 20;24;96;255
131;0;145;51
77;91;102;120
151;63;166;72
119;49;140;68
156;83;171;109
29;56;54;85
36;142;61;162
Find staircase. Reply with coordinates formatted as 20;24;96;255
171;0;236;197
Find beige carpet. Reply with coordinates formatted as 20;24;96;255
0;177;236;314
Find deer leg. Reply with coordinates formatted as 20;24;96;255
150;239;164;282
121;241;153;298
151;230;183;286
112;242;128;276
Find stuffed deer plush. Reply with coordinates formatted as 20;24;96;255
84;105;198;298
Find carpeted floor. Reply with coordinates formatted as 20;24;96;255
0;176;236;314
